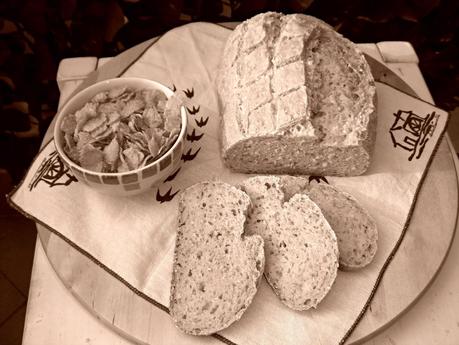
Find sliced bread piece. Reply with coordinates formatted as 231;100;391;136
170;181;265;335
280;175;378;269
240;176;338;310
306;183;378;270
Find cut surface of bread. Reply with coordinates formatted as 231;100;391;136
306;183;378;269
217;12;377;176
280;175;378;269
170;181;265;335
240;176;338;310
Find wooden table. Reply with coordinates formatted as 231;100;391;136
22;42;459;345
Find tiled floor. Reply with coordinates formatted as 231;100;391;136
0;170;37;345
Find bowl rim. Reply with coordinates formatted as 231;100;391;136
53;77;187;177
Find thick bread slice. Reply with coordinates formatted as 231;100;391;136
306;183;378;270
280;176;378;269
170;181;265;335
217;13;377;176
240;176;338;310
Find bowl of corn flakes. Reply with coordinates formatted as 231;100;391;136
54;77;188;196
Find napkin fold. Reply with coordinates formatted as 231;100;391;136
9;22;449;345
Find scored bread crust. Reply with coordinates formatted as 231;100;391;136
280;176;378;270
241;176;339;310
217;12;377;176
169;181;265;335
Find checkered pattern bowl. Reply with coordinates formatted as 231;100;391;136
54;77;187;196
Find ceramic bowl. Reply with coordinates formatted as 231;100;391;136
54;77;187;196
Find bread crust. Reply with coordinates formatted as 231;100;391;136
217;13;377;176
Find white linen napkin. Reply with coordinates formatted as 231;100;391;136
9;22;449;345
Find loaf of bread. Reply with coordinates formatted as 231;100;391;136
280;176;378;269
240;176;339;310
216;13;377;176
169;181;265;335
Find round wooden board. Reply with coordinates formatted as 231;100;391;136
35;39;458;344
36;136;458;345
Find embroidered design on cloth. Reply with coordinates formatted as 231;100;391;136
29;150;78;191
389;110;439;161
154;86;207;203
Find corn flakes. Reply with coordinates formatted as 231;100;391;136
60;87;182;173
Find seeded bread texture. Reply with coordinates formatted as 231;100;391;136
280;175;378;269
217;12;377;176
170;181;265;335
240;176;338;310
